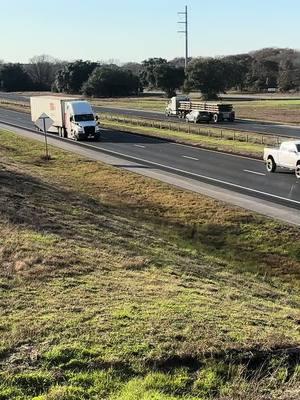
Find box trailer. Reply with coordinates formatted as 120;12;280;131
30;96;100;140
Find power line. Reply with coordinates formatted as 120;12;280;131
177;5;188;70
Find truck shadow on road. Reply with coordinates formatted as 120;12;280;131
99;129;169;145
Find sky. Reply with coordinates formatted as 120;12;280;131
0;0;299;63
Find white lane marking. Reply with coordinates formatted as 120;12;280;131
70;141;300;206
243;169;266;176
134;144;146;148
170;141;265;162
182;155;199;161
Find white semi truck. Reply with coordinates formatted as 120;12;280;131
263;140;300;178
30;96;101;141
165;96;235;123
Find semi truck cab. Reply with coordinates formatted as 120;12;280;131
64;101;100;140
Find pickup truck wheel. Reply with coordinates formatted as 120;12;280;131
266;157;276;173
296;164;300;179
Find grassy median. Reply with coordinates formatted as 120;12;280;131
0;129;300;399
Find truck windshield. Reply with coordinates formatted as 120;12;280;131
74;114;94;122
297;144;300;152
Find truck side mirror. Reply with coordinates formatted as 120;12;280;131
95;115;99;121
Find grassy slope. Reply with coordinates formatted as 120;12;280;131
0;130;300;399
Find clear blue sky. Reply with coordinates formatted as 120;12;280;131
0;0;299;63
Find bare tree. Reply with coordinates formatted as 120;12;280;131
26;55;63;91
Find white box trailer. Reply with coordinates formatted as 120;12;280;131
30;96;101;141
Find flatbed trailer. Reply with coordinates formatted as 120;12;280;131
165;96;235;123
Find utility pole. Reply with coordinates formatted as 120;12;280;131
177;5;188;70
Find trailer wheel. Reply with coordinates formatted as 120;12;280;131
266;157;276;173
296;163;300;179
213;113;219;123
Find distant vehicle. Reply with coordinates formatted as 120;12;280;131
263;140;300;178
30;96;100;141
185;110;210;123
165;96;235;123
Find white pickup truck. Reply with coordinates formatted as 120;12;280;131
263;140;300;178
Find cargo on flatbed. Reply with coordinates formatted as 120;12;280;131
165;96;235;123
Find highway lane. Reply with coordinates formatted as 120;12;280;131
1;92;300;138
1;107;300;210
95;105;300;138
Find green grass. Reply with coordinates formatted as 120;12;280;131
0;130;300;399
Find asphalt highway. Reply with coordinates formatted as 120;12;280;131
1;92;300;138
1;107;300;212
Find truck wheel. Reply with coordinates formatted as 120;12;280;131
266;157;276;173
213;113;219;123
296;164;300;179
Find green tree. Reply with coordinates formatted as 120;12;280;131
154;64;185;97
82;65;141;97
0;63;33;91
140;58;168;88
185;58;228;100
52;60;98;93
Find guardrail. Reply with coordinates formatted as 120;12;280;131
101;113;298;147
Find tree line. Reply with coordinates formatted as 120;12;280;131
1;48;300;99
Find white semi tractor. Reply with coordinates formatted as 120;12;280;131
30;96;101;140
165;96;235;123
